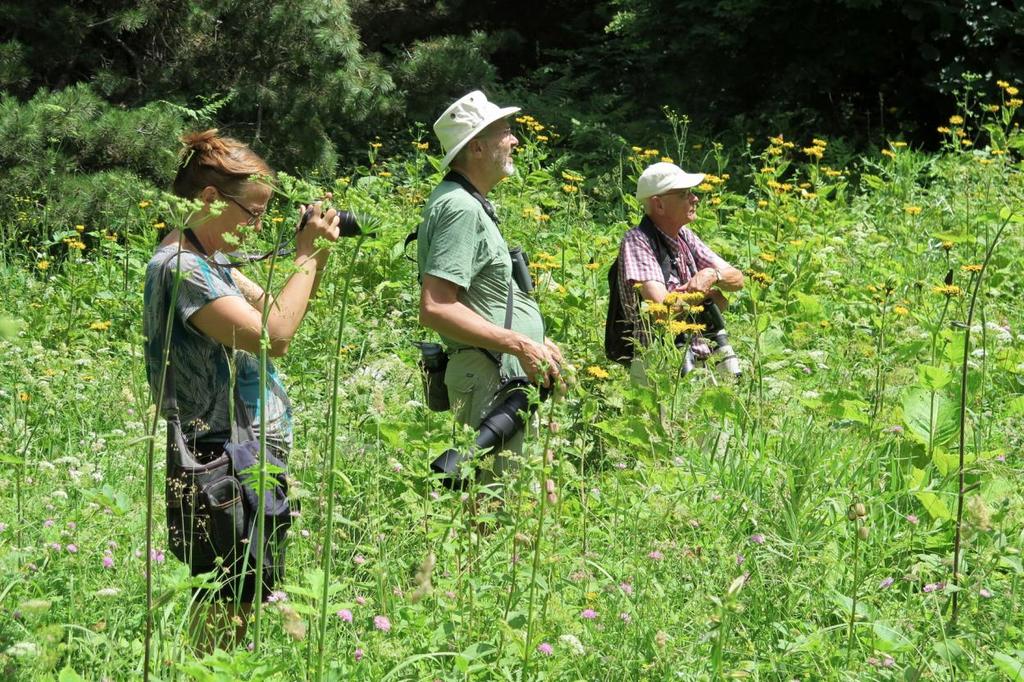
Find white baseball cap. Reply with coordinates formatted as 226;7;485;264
636;162;705;201
433;90;521;169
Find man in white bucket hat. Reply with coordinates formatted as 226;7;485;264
613;162;743;384
416;90;562;483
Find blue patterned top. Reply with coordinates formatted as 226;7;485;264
143;245;293;454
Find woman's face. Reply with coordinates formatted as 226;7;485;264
214;182;272;234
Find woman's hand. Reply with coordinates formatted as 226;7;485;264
296;202;341;270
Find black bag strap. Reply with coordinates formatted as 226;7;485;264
157;249;256;445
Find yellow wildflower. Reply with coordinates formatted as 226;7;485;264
75;224;85;233
661;156;674;163
710;197;722;205
960;139;973;147
561;170;584;183
586;365;610;380
90;320;112;331
631;146;642;153
802;146;824;159
537;214;550;222
904;205;922;215
68;240;85;250
666;320;706;335
561;184;578;194
789;239;804;247
757;200;769;208
138;200;151;209
941;241;955;251
949;115;965;125
698;183;714;192
760;166;776;174
416;142;429;151
1008;98;1023;108
932;284;962;297
370;142;382;149
19;391;29;402
584;262;600;271
1006;86;1020;96
812;138;827;148
986;104;1000;113
881;149;896;158
996;80;1010;89
536;135;549;142
641;302;668;316
378;171;392;177
153;222;166;230
960;264;983;273
37;260;50;270
643;149;659;157
747;270;772;285
937;126;951;134
759;252;776;262
893;306;909;316
271;216;285;223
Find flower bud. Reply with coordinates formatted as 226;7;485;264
847;507;859;521
858;525;870;541
854;503;867;518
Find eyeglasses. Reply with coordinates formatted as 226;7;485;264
659;189;697;200
212;185;264;226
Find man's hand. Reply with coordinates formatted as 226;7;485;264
514;336;562;387
682;267;719;295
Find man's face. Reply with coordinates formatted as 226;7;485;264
479;119;518;177
655;188;699;226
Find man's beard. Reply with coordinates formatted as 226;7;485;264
488;145;515;177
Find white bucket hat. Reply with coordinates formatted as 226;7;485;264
433;90;521;169
636;162;705;201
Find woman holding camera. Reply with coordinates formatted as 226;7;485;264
142;129;340;647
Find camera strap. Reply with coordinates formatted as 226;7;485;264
182;228;290;269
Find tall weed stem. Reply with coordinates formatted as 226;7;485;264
951;212;1011;625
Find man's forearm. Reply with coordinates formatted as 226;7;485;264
420;299;526;355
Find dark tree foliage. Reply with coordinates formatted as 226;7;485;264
0;0;397;172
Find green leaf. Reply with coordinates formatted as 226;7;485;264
873;622;913;652
993;652;1024;681
933;639;965;662
902;387;958;448
59;667;87;682
916;364;951;391
908;467;953;521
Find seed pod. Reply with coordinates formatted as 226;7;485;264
854;502;867;518
847;507;859;521
545;479;556;494
858;525;870;541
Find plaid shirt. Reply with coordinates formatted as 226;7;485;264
617;218;723;350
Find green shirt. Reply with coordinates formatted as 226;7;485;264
417;179;545;378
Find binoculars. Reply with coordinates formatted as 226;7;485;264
679;299;741;378
430;378;549;489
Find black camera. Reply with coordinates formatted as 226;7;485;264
678;300;741;378
298;205;363;237
430;378;549;489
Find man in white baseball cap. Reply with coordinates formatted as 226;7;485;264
611;162;743;383
416;90;563;484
